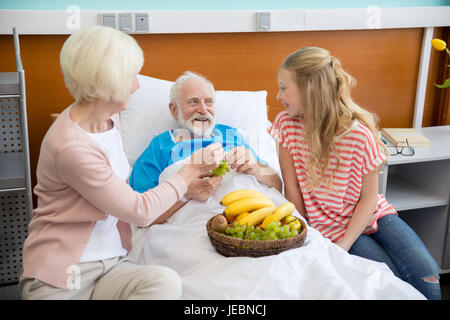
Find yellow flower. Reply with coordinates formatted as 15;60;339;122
431;39;447;51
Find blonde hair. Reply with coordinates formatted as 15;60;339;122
281;47;387;191
60;26;144;103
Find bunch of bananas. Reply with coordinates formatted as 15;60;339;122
220;189;297;230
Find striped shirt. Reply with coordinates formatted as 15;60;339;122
268;111;397;242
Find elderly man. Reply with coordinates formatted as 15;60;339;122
129;71;281;223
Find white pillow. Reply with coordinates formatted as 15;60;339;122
213;90;268;132
120;74;274;169
237;124;282;180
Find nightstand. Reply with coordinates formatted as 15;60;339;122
379;125;450;272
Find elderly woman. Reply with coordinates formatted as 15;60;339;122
19;26;223;300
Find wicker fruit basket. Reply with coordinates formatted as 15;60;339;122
206;216;307;257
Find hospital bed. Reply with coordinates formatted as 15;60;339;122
119;74;425;300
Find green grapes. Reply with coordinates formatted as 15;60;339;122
212;160;231;176
223;221;299;241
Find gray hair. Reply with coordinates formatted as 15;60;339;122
169;71;215;105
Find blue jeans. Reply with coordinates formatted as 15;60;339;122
349;214;441;300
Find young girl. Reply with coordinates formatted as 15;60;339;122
269;46;441;300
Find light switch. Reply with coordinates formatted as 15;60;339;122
135;13;149;32
102;13;116;29
119;13;133;32
257;12;271;31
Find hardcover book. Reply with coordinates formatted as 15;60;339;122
381;128;431;148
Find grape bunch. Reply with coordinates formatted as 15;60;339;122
225;221;299;240
212;160;231;176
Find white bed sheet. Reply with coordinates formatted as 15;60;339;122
128;161;425;300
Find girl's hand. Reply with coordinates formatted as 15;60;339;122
335;238;352;252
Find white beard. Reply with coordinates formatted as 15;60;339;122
177;108;216;138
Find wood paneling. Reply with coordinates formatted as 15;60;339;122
0;28;443;195
132;29;424;129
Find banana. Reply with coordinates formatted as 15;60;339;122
235;212;250;224
237;206;277;226
261;202;296;229
224;197;276;216
220;189;270;207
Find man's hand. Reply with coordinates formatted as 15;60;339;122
226;146;282;192
225;146;258;175
185;175;223;202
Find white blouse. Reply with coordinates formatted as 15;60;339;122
79;118;130;263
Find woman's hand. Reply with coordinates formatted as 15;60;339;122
177;142;224;185
185;175;223;202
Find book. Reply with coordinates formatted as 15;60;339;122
381;128;431;148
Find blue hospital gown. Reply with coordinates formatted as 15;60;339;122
129;124;265;193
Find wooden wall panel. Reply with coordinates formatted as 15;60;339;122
132;29;424;129
0;28;438;196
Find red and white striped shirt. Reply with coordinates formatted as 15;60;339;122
269;111;397;242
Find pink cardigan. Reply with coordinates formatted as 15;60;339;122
21;106;187;289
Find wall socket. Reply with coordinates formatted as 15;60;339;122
102;13;117;29
135;13;149;32
257;12;271;31
100;12;149;33
118;13;133;32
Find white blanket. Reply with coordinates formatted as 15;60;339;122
129;162;425;300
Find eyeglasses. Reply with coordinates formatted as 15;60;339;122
385;138;415;156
